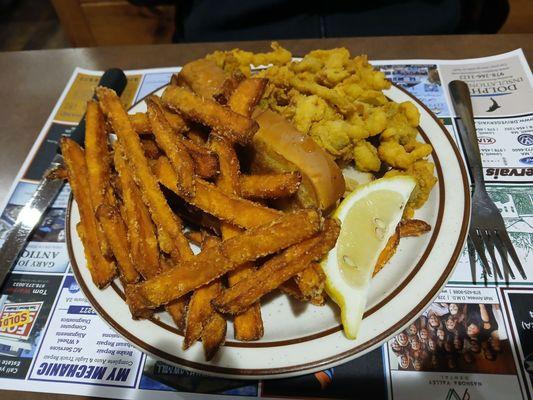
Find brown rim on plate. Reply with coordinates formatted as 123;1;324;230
67;83;470;376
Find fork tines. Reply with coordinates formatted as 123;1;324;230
468;226;526;283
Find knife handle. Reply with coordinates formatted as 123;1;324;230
60;68;127;151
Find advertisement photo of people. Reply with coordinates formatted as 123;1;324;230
388;294;516;375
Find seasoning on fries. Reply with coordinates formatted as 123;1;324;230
212;219;340;315
61;138;116;288
96;87;192;260
162;85;258;145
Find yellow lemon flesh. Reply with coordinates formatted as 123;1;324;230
321;175;416;339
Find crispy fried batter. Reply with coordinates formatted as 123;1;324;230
96;87;192;261
227;78;268;117
125;209;321;316
212;219;340;315
113;145;160;279
96;204;140;284
61;138;116;288
206;42;292;76
374;228;400;276
154;156;282;229
289;77;358;115
147;97;196;198
399;219;431;237
239;173;301;200
162;85;258;145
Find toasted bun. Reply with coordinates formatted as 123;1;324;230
251;110;345;211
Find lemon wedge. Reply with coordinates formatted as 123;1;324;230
322;175;416;339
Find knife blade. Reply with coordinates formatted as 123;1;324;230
0;68;127;286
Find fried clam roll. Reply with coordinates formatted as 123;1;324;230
212;219;340;315
125;209;321;317
239;173;301;200
211;136;264;341
60;138;116;288
154;156;282;229
147;97;195;198
96;87;192;260
84;100;113;257
162;85;258;145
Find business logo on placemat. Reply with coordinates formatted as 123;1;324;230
0;301;43;340
518;133;533;146
478;136;496;145
445;388;470;400
520;157;533;165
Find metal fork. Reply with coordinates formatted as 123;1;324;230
449;80;527;284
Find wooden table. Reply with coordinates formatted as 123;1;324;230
0;33;531;399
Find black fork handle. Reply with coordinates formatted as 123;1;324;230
448;80;486;191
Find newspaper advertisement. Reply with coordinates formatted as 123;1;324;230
387;287;523;399
0;49;531;399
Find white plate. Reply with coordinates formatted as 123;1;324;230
67;83;470;379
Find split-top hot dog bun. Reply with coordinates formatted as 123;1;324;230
251;109;345;211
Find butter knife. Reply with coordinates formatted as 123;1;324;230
0;68;127;286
